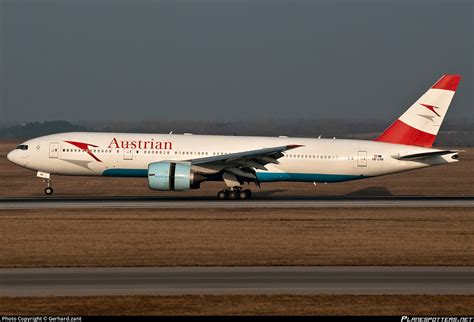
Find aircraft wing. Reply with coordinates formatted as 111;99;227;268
188;144;303;179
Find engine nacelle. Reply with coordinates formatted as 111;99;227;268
148;161;200;191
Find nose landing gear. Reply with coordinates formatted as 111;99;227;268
44;186;54;195
37;171;54;195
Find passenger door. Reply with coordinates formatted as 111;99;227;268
49;142;59;158
357;151;367;167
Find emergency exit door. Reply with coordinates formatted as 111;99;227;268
123;149;133;160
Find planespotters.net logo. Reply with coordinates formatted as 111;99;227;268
402;317;474;322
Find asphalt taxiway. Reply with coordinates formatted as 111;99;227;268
1;266;472;296
0;196;473;209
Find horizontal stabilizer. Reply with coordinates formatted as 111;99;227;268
392;150;459;161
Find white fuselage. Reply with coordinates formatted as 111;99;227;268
7;132;458;183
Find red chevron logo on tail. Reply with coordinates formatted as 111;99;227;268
420;103;441;117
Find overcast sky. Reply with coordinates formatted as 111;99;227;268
0;0;472;123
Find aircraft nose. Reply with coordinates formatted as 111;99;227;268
7;149;27;166
7;150;16;163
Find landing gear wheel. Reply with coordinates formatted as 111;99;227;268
217;188;251;200
245;189;252;199
239;189;252;200
228;191;237;200
44;187;54;195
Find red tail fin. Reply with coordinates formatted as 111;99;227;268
375;74;461;147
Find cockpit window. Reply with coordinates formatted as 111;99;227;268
16;145;28;150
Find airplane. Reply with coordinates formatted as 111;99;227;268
7;74;462;200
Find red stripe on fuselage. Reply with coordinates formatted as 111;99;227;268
432;74;461;91
64;140;102;162
374;120;436;147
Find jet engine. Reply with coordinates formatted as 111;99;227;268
148;161;201;191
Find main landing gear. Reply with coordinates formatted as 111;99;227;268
217;188;252;200
218;172;253;200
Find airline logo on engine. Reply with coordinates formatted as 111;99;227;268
108;138;173;150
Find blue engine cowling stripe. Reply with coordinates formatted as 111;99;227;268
174;163;191;190
148;162;171;190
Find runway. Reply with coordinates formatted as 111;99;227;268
0;196;473;209
1;266;472;296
